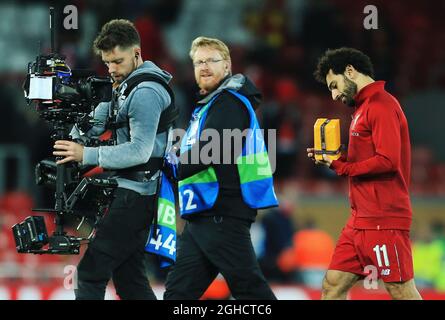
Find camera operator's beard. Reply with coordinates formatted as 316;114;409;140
113;74;126;84
113;59;138;85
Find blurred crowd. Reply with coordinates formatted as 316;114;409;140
0;0;444;294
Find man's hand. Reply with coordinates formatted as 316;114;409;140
53;140;84;165
164;146;180;180
307;147;332;167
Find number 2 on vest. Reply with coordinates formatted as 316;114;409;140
180;189;197;211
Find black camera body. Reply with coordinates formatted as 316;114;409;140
25;53;112;108
23;53;112;123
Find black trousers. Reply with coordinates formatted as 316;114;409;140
164;215;276;300
75;188;157;300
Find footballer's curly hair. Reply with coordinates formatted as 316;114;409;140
314;47;375;84
93;19;140;55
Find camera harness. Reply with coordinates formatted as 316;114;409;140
105;73;178;179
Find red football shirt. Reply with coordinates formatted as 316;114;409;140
330;81;412;230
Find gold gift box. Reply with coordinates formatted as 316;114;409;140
314;118;341;161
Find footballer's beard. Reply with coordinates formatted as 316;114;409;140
341;76;358;107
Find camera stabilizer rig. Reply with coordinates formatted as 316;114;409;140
13;176;117;255
12;7;117;255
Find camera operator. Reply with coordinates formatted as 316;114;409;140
53;19;175;300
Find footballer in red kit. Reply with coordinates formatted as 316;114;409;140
308;47;422;300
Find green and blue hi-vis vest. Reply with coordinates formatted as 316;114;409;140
145;173;176;267
179;89;279;217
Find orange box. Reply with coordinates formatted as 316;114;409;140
314;118;341;161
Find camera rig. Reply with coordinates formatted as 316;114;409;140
13;176;117;255
12;7;116;255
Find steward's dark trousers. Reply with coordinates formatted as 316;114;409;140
75;188;157;300
164;215;276;300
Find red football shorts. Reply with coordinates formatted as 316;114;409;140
328;222;414;283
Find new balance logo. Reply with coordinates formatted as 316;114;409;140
381;269;391;276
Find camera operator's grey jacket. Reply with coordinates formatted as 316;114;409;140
70;61;172;195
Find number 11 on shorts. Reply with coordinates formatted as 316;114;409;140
373;244;390;267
